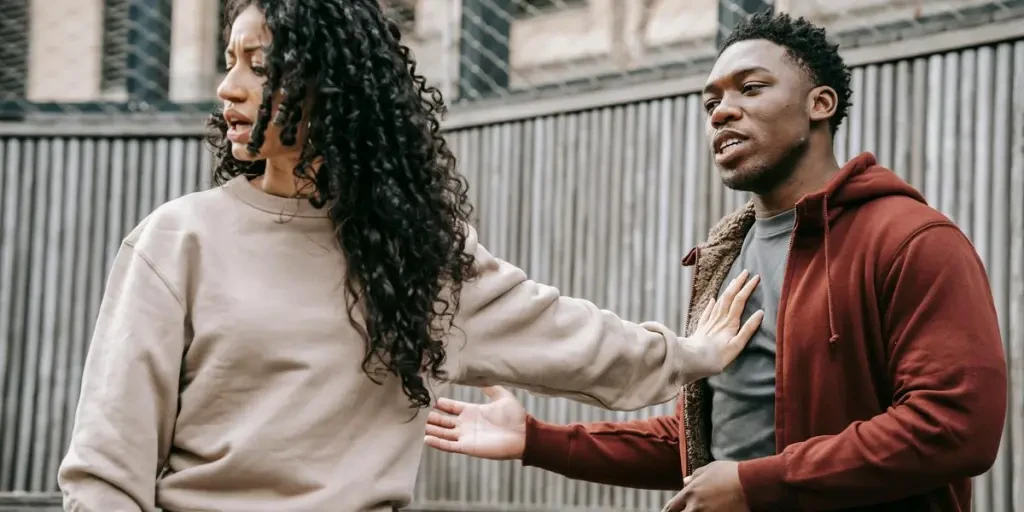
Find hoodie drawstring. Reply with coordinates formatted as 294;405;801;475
822;196;839;350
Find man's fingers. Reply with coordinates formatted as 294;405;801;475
424;435;463;454
482;385;514;401
434;397;466;415
727;274;760;320
424;423;459;442
725;310;765;362
427;411;456;429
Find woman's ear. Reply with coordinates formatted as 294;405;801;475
808;85;838;123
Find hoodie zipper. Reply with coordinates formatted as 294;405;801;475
680;245;701;476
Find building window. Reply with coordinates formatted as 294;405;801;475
514;0;587;17
102;0;173;103
216;0;227;75
717;0;772;47
0;0;29;99
101;0;130;93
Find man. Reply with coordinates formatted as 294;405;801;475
423;12;1008;511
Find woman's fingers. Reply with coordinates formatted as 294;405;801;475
424;422;459;442
424;435;463;454
433;397;466;415
727;274;760;321
722;310;765;365
698;298;715;327
714;270;749;320
427;410;456;429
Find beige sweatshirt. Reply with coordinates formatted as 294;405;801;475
58;175;705;512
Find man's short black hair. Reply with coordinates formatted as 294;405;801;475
720;11;852;136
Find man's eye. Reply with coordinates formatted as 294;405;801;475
742;83;765;93
704;100;719;112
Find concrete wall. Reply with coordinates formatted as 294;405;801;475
506;0;718;88
168;0;221;102
25;0;103;102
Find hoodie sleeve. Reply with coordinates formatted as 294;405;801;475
446;226;706;411
522;405;683;490
57;240;186;512
737;223;1007;510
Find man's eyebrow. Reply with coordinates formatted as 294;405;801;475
702;66;773;95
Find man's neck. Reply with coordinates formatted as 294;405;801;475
753;144;841;218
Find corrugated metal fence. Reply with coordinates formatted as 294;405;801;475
2;41;1023;511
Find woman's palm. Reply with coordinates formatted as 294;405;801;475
424;386;527;460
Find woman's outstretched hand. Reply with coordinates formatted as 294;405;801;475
685;269;764;379
424;386;527;461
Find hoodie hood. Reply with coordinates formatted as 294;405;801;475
817;152;927;220
805;152;926;350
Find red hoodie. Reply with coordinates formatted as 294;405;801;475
522;153;1007;511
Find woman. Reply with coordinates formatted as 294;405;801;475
57;1;763;511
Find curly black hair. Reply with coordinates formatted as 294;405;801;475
720;11;852;135
206;0;477;410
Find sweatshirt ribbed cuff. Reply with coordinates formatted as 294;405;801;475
737;453;792;511
521;415;574;473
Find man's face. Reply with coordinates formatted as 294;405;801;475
702;39;815;193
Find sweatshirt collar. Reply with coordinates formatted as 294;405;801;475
223;174;329;219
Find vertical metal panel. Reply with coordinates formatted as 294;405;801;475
989;42;1014;512
1009;40;1024;512
891;59;912;182
847;66;865;157
0;40;1022;512
63;139;96;472
15;138;49;491
924;54;944;205
958;50;977;234
0;138;23;490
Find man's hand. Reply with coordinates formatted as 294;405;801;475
424;385;528;460
662;461;750;512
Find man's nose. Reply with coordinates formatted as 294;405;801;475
710;101;741;128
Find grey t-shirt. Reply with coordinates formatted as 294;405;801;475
708;208;795;461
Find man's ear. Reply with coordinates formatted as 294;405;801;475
808;85;838;123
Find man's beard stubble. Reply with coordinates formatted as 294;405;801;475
720;137;809;195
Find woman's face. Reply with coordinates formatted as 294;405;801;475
217;5;302;162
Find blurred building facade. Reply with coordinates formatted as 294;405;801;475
4;0;1017;108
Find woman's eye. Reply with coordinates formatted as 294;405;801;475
252;66;268;77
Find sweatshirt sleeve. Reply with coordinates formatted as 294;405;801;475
446;226;702;411
57;240;187;512
737;223;1008;511
522;404;683;490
